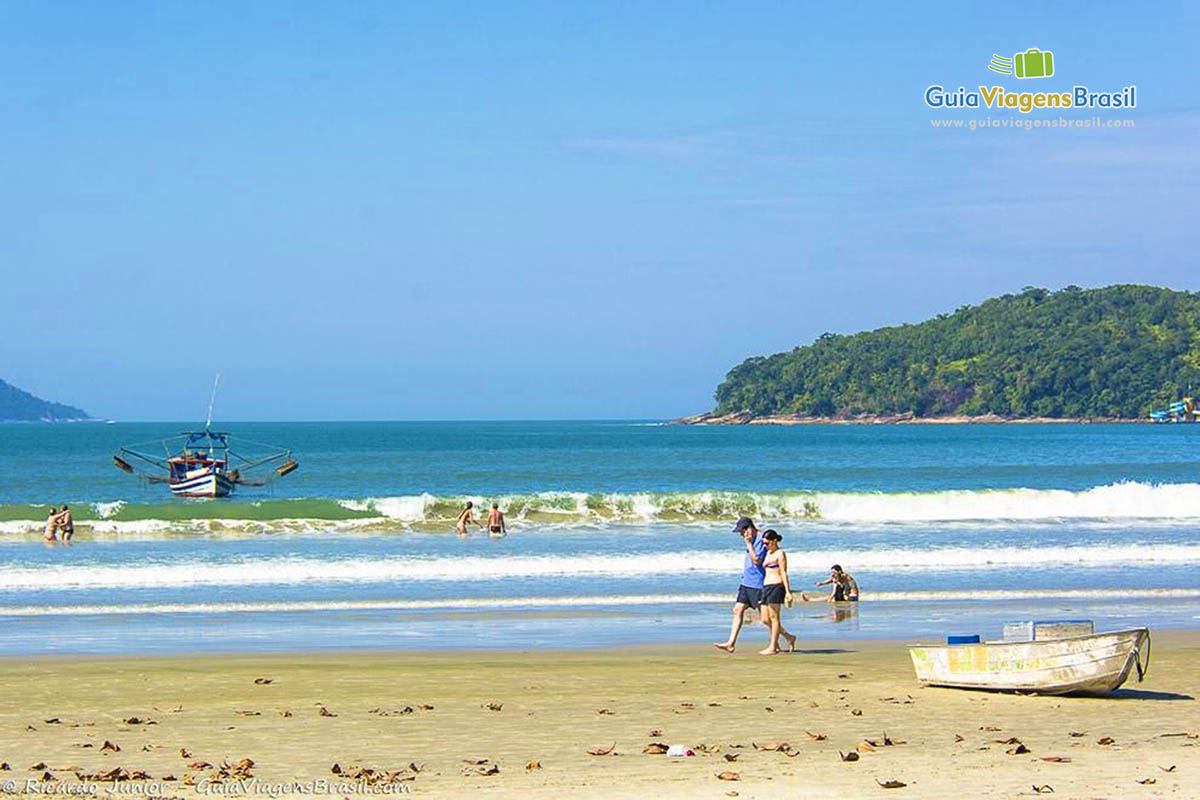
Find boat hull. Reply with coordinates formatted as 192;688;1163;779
170;470;234;498
908;628;1149;696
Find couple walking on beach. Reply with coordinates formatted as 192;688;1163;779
714;516;797;655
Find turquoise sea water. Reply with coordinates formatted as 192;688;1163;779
1;421;1198;655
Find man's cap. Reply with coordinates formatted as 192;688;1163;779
733;516;755;533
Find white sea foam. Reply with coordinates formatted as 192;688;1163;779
0;588;1197;618
91;501;125;519
1;544;1198;591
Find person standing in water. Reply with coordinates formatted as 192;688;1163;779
758;530;797;655
487;502;506;537
57;504;74;541
43;506;59;542
455;501;481;536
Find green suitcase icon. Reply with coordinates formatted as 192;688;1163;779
1014;48;1054;79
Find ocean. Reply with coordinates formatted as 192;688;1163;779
1;421;1198;655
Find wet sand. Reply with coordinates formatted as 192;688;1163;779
1;632;1197;798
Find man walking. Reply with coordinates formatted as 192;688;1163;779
713;516;769;652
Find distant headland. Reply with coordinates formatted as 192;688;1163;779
0;378;95;422
678;285;1198;425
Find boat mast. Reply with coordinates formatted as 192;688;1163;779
206;372;220;456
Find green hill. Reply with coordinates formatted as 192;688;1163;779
0;379;91;421
710;285;1200;420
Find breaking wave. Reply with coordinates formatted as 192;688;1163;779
3;481;1200;537
2;588;1199;617
2;543;1199;591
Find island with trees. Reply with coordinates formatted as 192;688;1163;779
0;378;92;422
681;285;1200;424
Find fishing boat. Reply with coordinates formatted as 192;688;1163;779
111;376;298;498
908;627;1150;696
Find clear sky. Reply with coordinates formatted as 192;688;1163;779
3;2;1196;420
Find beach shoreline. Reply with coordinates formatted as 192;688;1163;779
3;632;1196;798
671;412;1150;425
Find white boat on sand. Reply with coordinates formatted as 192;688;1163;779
909;628;1150;696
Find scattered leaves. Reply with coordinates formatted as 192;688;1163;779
317;707;337;717
101;740;120;753
643;743;669;755
839;751;859;762
253;678;273;684
484;703;503;712
1159;765;1177;772
587;744;615;756
716;771;739;781
525;760;541;771
806;731;827;741
1097;737;1115;746
1032;786;1054;795
1040;756;1071;763
723;754;739;762
1007;744;1031;755
464;764;499;776
877;779;907;789
1136;778;1156;785
851;708;863;716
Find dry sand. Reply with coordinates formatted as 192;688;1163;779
1;633;1197;798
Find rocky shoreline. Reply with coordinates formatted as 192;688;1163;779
670;411;1148;425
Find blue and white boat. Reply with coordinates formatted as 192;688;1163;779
112;377;298;498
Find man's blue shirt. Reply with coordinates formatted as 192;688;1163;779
741;537;767;589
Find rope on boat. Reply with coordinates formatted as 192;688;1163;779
1134;630;1151;682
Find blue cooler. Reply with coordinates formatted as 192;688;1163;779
947;634;980;645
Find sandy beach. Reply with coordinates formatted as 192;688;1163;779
1;633;1196;799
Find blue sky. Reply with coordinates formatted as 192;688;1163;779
3;2;1196;420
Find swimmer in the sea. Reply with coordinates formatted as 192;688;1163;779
455;501;482;536
487;502;507;537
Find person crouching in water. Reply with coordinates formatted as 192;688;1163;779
815;564;859;602
758;529;797;655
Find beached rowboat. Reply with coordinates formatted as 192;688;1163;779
908;628;1150;696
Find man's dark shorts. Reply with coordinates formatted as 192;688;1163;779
735;584;762;609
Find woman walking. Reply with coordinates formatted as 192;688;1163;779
758;530;797;655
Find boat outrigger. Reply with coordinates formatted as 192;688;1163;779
111;376;298;498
